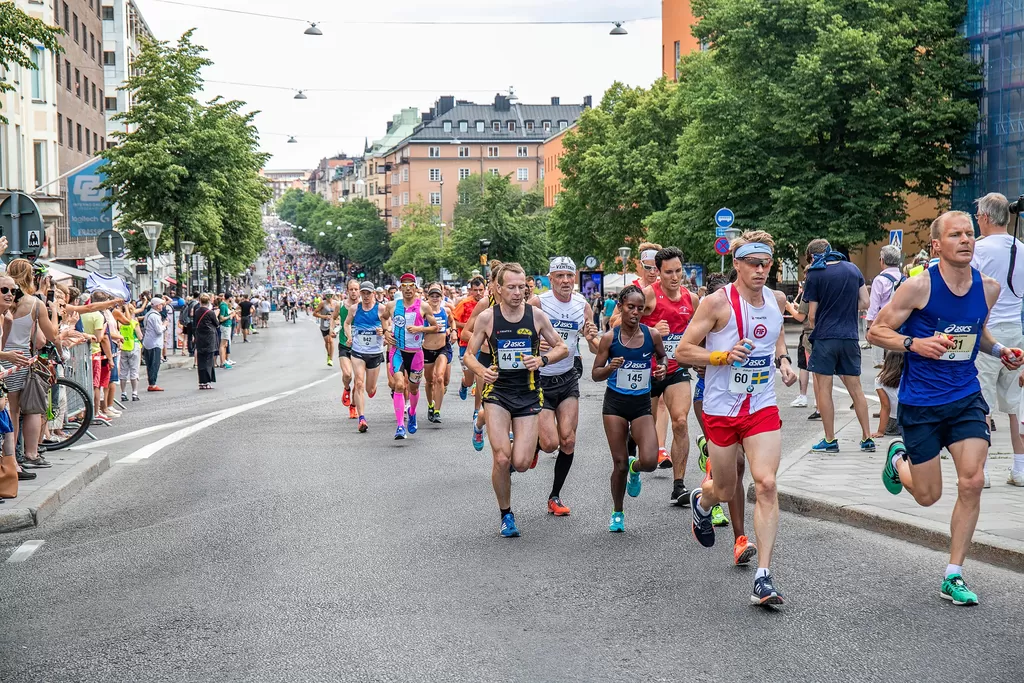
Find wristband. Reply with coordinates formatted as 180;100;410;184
991;342;1005;358
709;351;730;366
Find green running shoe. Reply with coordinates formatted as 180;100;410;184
940;574;978;606
626;456;642;498
609;511;625;533
882;439;905;495
697;435;709;475
710;504;729;527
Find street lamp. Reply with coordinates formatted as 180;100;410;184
181;240;195;291
304;22;322;35
141;221;163;295
618;246;631;288
294;90;307;100
610;22;628;35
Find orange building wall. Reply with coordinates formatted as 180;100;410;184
848;195;941;280
662;0;700;81
543;127;571;208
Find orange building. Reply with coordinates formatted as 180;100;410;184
543;123;575;208
662;0;701;81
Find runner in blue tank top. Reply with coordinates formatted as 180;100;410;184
592;285;667;533
868;211;1024;607
344;281;386;434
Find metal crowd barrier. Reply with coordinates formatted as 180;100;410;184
62;341;97;441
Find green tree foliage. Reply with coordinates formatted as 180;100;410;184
101;31;270;280
385;202;444;277
447;173;550;276
0;3;63;125
548;79;684;265
648;0;980;264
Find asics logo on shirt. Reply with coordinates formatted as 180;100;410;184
943;323;974;334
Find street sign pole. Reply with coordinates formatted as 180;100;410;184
106;232;114;276
10;192;21;259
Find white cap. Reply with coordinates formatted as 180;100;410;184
549;256;577;274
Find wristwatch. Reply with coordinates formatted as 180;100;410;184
541;355;550;367
775;354;791;369
903;336;914;351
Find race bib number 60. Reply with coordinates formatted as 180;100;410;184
728;355;772;395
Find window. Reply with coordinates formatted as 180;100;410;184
105;96;117;111
402;192;409;205
476;121;484;132
76;123;82;151
392;217;400;230
82;23;88;51
674;40;681;81
65;60;71;90
517;168;529;182
443;121;452;133
33;142;46;188
428;146;440;158
517;146;528;157
458;146;470;158
429;168;441;182
542;121;551;132
459;121;467;133
526;121;534;132
429;192;441;205
93;131;98;152
96;0;101;18
100;135;104;149
487;146;499;157
89;0;93;9
559;120;568;130
55;54;61;84
91;83;97;107
86;127;91;154
29;49;42;100
102;5;113;20
99;88;103;106
458;168;471;180
83;76;89;104
63;2;69;29
73;13;79;42
391;172;398;184
90;33;96;60
74;68;80;97
507;121;515;131
57;114;63;144
103;51;115;65
492;121;500;132
391;196;399;207
489;168;500;176
67;118;73;148
401;167;408;182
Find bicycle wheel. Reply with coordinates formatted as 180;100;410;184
43;378;94;451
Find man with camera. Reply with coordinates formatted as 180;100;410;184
971;192;1024;488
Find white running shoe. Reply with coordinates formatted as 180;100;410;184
790;395;808;408
1008;470;1024;487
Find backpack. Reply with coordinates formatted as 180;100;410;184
878;272;907;306
181;300;199;327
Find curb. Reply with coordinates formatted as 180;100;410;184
0;451;110;533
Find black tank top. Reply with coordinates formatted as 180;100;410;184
488;304;539;391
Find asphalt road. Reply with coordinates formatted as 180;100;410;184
1;315;1021;682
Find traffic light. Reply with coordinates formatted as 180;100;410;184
358;271;365;279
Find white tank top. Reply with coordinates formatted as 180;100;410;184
538;290;587;376
703;284;783;417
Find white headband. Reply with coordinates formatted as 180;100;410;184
549;256;576;274
640;249;658;261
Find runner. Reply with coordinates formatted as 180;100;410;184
462;262;503;451
314;291;336;367
676;230;797;606
423;282;456;424
456;277;487;406
381;274;436;440
529;257;600;516
639;246;700;505
593;285;667;532
868;210;1023;606
344;281;386;433
464;262;568;537
333;280;360;419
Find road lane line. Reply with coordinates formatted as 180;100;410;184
833;385;880;403
6;540;45;563
118;376;333;463
70;414;213;451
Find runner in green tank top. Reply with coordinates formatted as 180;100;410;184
333;280;360;418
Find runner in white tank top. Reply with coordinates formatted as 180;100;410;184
676;232;797;607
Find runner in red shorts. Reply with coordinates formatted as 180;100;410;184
676;230;797;607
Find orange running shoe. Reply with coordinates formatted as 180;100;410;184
349;405;358;419
547;496;571;516
657;447;672;469
530;449;539;469
734;535;758;566
342;387;351;406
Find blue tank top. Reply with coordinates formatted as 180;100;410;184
899;266;987;406
433;306;449;335
606;325;655;396
351;302;383;354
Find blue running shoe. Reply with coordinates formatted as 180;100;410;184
609;511;625;533
459;384;469;401
472;425;485;451
626;456;642;498
472;409;479;422
811;438;839;453
407;409;418;434
394;425;407;440
860;438;875;453
500;512;520;537
691;490;715;547
751;574;784;606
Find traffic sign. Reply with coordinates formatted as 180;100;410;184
96;229;125;258
716;227;727;238
715;207;735;229
889;229;903;250
0;191;44;262
714;237;731;255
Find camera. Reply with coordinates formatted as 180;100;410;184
1009;195;1024;214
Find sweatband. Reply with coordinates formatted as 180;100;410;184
640;250;658;261
709;351;730;366
734;242;774;259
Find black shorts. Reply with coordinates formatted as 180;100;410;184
351;350;383;369
338;343;351;358
808;338;861;376
320;327;331;338
898;391;990;465
651;368;691;398
482;384;543;418
423;345;453;365
540;370;580;411
241;316;251;328
477;351;493;368
797;340;809;371
602;387;652;422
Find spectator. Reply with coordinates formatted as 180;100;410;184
218;294;234;369
193;293;220;390
602;293;616;331
81;291;116;422
143;299;166;392
865;245;906;368
114;301;142;401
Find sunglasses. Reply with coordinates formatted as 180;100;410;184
642;263;658;272
0;287;15;295
738;257;773;269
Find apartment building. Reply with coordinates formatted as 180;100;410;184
385;94;588;231
102;0;153;141
260;169;310;212
55;0;107;174
662;0;700;81
363;107;419;223
542;123;575;208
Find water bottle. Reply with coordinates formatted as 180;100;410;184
733;341;753;368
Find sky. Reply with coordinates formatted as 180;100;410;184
133;0;664;169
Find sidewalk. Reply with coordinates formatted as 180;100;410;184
773;407;1024;572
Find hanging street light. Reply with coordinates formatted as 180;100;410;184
304;22;322;36
287;136;298;143
618;246;631;282
610;22;628;35
294;90;307;100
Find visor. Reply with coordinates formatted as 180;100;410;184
640;249;658;261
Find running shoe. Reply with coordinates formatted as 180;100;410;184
327;357;333;367
860;438;876;453
342;387;351;406
1007;470;1024;487
711;504;729;527
348;406;357;420
472;425;485;451
530;450;539;469
882;439;905;495
657;447;672;469
427;403;436;422
358;417;368;433
500;512;520;537
472;409;479;422
690;490;715;547
132;394;140;401
547;496;570;516
407;410;418;434
609;511;625;533
734;536;757;566
885;417;900;436
697;435;709;476
433;411;442;424
751;574;784;606
807;411;821;420
811;438;839;453
120;392;128;402
459;384;468;401
670;480;690;507
394;425;407;440
626;456;642;497
790;394;808;408
940;574;979;606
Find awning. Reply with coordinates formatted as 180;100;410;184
164;277;178;285
39;260;92;281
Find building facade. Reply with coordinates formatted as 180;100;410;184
260;169;310;211
542;123;575;208
55;0;107;174
662;0;700;81
363;107;420;224
102;0;153;142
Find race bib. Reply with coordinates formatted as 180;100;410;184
497;337;530;370
662;333;682;358
436;318;448;334
616;359;651;391
935;319;979;361
551;319;580;350
355;328;381;351
728;355;772;395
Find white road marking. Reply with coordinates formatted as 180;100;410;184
118;376;333;463
833;385;881;403
6;540;45;563
71;414;213;451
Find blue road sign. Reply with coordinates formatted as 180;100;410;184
67;158;113;238
889;229;903;250
715;227;727;238
715;207;735;229
714;237;730;255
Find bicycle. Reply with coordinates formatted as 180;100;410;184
38;344;94;451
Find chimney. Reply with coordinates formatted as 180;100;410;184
551;96;560;106
386;121;393;132
494;93;510;112
421;111;434;123
583;95;592;109
437;95;455;116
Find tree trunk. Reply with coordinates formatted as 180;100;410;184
173;223;181;297
216;258;223;294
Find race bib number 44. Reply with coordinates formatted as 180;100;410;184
662;333;682;357
616;359;651;391
728;355;772;395
935;319;979;361
497;338;530;370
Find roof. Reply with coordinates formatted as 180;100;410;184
403;101;586;145
368;107;421;157
544;121;578;144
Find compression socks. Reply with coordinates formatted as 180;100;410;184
549;450;575;499
393;392;406;426
409;391;419;415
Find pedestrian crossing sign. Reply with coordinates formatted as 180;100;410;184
889;230;903;250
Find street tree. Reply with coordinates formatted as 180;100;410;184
385;202;444;278
0;3;62;125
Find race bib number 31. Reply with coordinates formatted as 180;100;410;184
497;338;530;370
935;319;979;361
616;359;651;391
728;355;772;395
